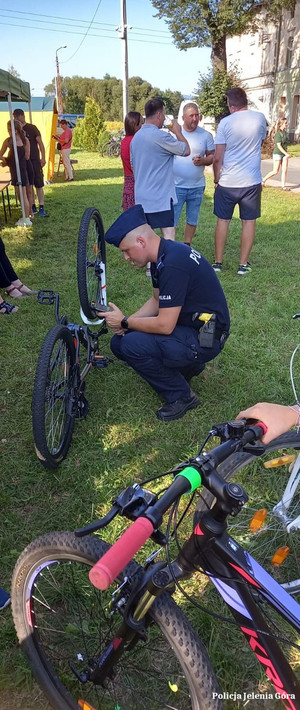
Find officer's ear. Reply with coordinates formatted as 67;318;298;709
136;235;147;249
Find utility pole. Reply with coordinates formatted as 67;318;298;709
119;0;130;119
55;45;67;114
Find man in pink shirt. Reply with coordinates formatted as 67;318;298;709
55;120;73;181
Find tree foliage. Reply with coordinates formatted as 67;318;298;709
72;97;105;151
44;75;184;120
195;66;243;122
151;0;295;71
8;65;21;78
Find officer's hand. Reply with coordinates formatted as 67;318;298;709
98;302;124;331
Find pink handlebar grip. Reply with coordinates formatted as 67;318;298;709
89;517;154;590
256;421;268;436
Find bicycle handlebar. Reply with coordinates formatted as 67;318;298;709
89;423;267;591
89;517;154;590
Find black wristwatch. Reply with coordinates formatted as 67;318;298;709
121;316;129;330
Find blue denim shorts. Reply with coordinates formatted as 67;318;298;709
174;186;205;227
214;183;262;221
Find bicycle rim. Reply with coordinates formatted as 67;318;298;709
77;208;106;321
12;532;220;710
32;326;76;469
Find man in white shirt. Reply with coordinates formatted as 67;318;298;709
130;98;190;240
173;103;214;245
213;88;267;275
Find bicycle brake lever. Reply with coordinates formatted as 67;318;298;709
74;505;119;537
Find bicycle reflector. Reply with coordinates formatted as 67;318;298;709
249;509;267;532
263;454;296;469
271;546;290;567
93;243;98;254
78;701;97;710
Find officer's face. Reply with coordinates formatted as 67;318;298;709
120;236;148;267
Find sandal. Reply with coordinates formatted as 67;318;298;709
10;282;38;296
5;286;24;298
282;187;291;191
0;300;19;314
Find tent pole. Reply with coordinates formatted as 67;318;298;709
7;92;27;224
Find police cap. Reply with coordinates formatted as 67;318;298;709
105;204;147;247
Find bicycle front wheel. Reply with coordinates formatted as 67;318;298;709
12;532;222;710
77;208;106;321
32;325;76;469
195;431;300;597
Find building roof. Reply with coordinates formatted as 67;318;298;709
0;96;56;112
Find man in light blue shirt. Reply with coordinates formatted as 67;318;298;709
130;98;190;240
173;103;214;245
213;88;267;275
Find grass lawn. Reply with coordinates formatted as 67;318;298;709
0;149;299;709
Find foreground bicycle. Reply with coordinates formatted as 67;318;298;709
12;419;300;709
33;208;110;469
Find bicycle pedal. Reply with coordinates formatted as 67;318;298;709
91;355;111;369
37;289;56;305
75;394;89;419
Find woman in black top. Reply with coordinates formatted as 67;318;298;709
0;120;32;219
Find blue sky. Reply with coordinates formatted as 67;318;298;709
0;0;211;97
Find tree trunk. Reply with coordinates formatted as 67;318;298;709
211;35;227;73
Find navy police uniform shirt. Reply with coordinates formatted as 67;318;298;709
150;240;230;333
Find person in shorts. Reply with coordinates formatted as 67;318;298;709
173;102;214;245
212;88;267;275
262;117;291;191
13;109;47;217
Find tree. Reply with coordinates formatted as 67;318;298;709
8;65;21;78
151;0;295;73
196;66;243;122
73;97;105;151
44;75;184;121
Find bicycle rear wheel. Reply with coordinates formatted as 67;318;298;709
195;431;300;597
12;532;222;710
32;325;76;469
77;208;106;321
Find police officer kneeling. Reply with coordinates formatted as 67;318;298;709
102;204;230;422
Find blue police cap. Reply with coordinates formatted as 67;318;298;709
105;204;147;247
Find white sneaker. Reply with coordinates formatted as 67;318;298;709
15;217;32;227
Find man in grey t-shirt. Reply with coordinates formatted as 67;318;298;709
212;88;267;275
130;98;190;240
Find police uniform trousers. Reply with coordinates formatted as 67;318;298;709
110;325;222;403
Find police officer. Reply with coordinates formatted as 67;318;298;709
102;204;230;422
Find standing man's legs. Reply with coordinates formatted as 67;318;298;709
161;226;175;240
184;187;204;245
214;219;231;263
239;219;256;266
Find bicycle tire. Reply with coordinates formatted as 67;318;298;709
195;430;300;596
77;208;106;321
32;325;76;469
11;531;222;710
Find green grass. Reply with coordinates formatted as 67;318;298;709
0;149;299;709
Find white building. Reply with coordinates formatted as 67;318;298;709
226;1;300;140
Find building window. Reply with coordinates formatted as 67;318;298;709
286;35;293;69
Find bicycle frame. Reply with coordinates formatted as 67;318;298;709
168;512;300;708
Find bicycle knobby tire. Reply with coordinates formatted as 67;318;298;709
77;207;106;321
32;325;76;469
11;531;222;710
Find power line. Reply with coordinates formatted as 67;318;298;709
61;0;103;63
0;7;171;34
0;19;173;46
0;11;170;41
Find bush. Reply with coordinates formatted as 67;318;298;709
105;120;123;133
98;129;111;154
72;118;85;148
74;97;105;152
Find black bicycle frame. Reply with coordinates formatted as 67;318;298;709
174;513;300;709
